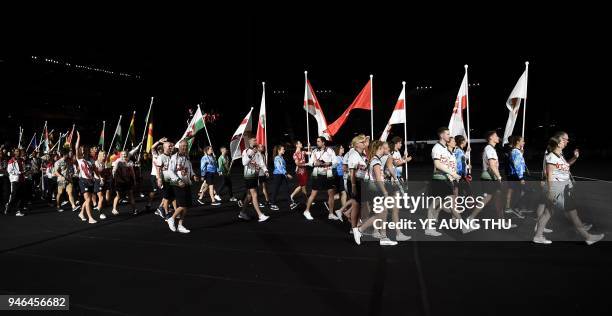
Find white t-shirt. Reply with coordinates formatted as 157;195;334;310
346;148;368;180
150;151;160;176
368;155;384;181
391;151;403;175
77;158;94;180
431;142;453;180
482;144;498;170
545;152;571;182
156;153;172;182
309;147;335;177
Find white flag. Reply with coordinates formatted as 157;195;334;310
380;85;406;141
502;68;528;144
230;108;254;161
304;80;331;140
448;71;468;138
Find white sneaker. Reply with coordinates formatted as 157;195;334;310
88;219;98;224
229;197;238;202
303;211;314;220
166;217;176;232
586;234;604;245
380;237;398;246
424;229;442;237
111;209;119;215
177;224;190;233
15;211;25;217
214;194;222;202
396;232;411;241
100;213;107;220
533;236;552;244
290;202;299;210
328;213;340;221
258;214;270;222
61;201;69;207
352;228;362;245
78;213;86;221
335;210;343;222
211;202;221;206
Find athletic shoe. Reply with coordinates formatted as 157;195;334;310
93;207;100;212
166;217;176;232
334;210;343;221
533;236;552;244
583;223;593;232
258;202;265;208
196;199;206;205
111;209;119;215
75;200;80;206
229;197;238;202
214;194;222;202
258;214;270;222
121;199;128;204
164;213;172;220
61;201;69;207
424;229;442;237
237;200;244;208
533;225;553;233
586;234;604;245
352;228;362;245
324;202;330;211
57;208;64;213
269;204;279;211
328;213;340;221
78;213;86;221
396;232;412;241
132;209;139;215
290;202;299;210
154;209;163;218
238;211;251;220
15;211;25;217
380;238;398;246
177;225;190;233
140;193;146;198
303;210;314;220
88;219;98;224
100;213;107;220
72;205;81;212
211;202;221;206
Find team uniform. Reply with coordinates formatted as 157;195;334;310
77;158;96;194
5;157;26;215
200;154;218;185
167;153;196;208
308;147;336;191
346;148;368;202
333;155;345;193
242;147;266;190
156;153;174;201
429;142;454;197
270;155;294;208
545;152;575;212
293;150;308;187
480;144;501;194
94;160;112;193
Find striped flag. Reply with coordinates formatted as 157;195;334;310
230;108;254;161
380;84;406;141
146;123;154;153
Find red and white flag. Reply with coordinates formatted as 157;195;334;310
303;80;331;140
326;79;372;136
380;84;406;141
256;82;267;146
230;108;254;161
502;63;529;144
448;70;468;138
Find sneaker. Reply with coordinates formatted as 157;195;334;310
93;207;100;212
100;213;107;220
380;237;398;246
396;232;412;241
324;202;330;211
155;209;163;218
533;236;552;244
15;211;25;217
61;201;69;207
132;209;139;215
78;213;86;221
111;209;119;215
75;200;80;206
88;219;98;224
424;229;442;237
328;213;340;221
140;193;146;198
583;223;593;232
72;205;81;212
259;202;266;208
238;211;251;221
237;200;244;208
211;202;221;206
269;204;279;211
196;199;206;205
258;214;270;222
290;202;299;210
57;208;64;213
352;228;362;245
586;234;604;245
214;194;222;202
166;217;176;232
229;197;238;202
534;225;553;233
335;210;343;222
303;210;314;220
177;224;191;233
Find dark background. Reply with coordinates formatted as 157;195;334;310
1;9;610;159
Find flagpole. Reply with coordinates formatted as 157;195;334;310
101;121;106;149
108;115;123;153
123;111;135;151
36;122;47;151
522;61;529;139
464;65;471;157
25;133;36;153
370;74;374;139
262;82;268;163
18;127;23;149
402;81;409;182
137;97;154;161
198;104;213;147
304;71;311;149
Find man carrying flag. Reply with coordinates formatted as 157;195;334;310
502;62;529;144
326;75;373;138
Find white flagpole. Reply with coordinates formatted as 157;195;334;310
123;111;135;151
402;81;409;182
18;127;23;149
36;122;47;151
137;97;154;161
370;74;374;139
304;71;311;149
464;65;471;157
522;61;529;139
26;133;36;153
262;82;268;163
108;115;123;153
101;121;106;149
198;104;213;147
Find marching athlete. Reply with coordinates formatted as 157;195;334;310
290;140;309;204
269;145;298;211
303;136;339;221
74;132;97;223
239;133;270;222
111;151;138;215
165;140;199;233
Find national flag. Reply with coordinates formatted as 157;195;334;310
380;84;407;141
256;83;267;146
98;122;105;148
180;106;206;151
448;71;468;138
114;123;123;152
126;111;136;148
326;79;372;136
146;123;154;153
303;80;331;140
502;65;529;144
44;124;50;153
230;108;254;161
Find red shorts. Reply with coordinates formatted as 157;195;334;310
297;172;309;187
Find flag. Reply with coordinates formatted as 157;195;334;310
98;123;105;148
448;71;468;138
326;79;372;136
180;106;206;151
114;123;123;152
303;80;331;140
256;83;267;146
380;84;406;141
65;125;75;148
126;112;136;148
230;108;254;161
502;67;528;144
44;124;50;153
146;123;154;153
